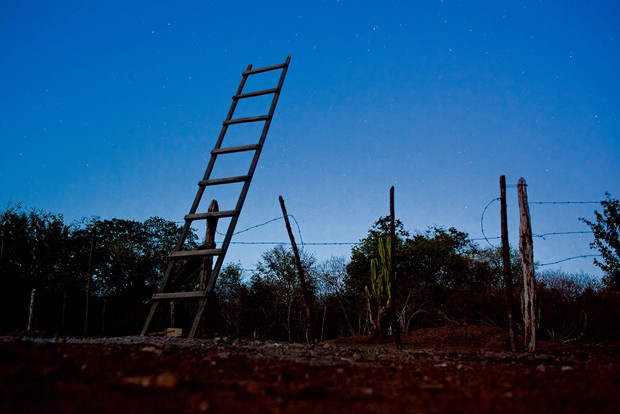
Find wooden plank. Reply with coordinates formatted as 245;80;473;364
198;176;248;186
152;291;207;300
223;115;269;125
233;88;278;99
185;210;236;221
168;248;222;258
211;144;260;155
243;63;286;75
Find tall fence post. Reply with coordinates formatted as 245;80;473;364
500;175;517;352
279;195;314;343
83;225;95;337
389;186;402;349
518;178;536;353
27;288;36;332
200;199;220;291
0;220;6;273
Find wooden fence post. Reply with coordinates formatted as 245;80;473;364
0;220;5;273
518;178;536;353
27;288;36;332
279;195;313;343
389;186;402;349
200;199;219;291
500;175;517;352
83;225;95;337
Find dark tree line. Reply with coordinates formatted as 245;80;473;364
0;206;195;336
1;195;619;341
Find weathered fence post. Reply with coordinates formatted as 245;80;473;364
389;186;402;349
101;295;107;337
83;225;96;337
200;199;220;291
500;175;517;352
60;293;67;335
0;220;6;273
518;178;536;353
279;195;313;343
27;288;36;332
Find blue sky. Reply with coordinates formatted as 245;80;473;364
1;1;619;277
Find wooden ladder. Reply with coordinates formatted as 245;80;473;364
141;56;291;338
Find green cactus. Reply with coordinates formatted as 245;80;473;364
365;236;392;336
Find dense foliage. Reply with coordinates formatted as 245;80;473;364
581;193;620;290
1;205;619;341
0;206;193;336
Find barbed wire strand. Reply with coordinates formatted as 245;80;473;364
530;201;600;205
539;254;602;267
288;214;305;247
175;193;604;270
230;241;355;246
533;230;593;240
480;197;500;248
213;214;304;246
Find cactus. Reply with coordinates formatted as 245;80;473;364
365;236;392;336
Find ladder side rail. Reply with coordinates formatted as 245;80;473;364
141;64;253;337
140;252;178;335
185;64;252;218
205;56;290;294
189;57;291;338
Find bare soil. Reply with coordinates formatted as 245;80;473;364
1;325;619;413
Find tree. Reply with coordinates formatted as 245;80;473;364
251;245;317;341
581;193;620;290
0;206;195;336
347;218;507;332
216;262;248;337
316;255;354;337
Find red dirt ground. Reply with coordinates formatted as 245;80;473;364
1;326;619;413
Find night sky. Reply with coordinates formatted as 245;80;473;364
1;1;619;277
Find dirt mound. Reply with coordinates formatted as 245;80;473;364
329;325;510;352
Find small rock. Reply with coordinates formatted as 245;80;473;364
361;387;374;396
245;381;263;394
197;400;210;412
154;372;177;389
140;346;162;356
123;375;153;387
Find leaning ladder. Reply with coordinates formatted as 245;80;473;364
141;56;291;338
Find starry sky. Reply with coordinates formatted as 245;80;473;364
1;1;619;277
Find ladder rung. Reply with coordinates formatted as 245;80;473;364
198;175;248;186
234;88;279;100
211;144;260;155
243;63;287;75
224;115;269;125
185;210;237;221
169;248;222;258
152;291;207;300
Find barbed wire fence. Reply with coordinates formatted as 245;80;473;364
179;184;605;275
479;194;602;268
